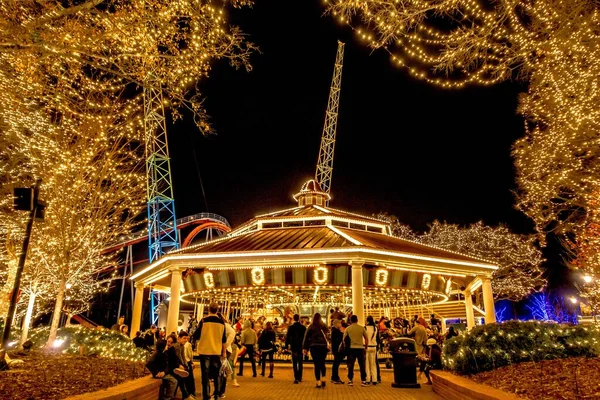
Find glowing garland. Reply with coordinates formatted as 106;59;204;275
251;267;265;286
375;268;389;286
313;266;328;285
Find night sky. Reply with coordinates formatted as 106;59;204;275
169;0;531;237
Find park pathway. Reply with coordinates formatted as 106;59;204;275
190;363;443;400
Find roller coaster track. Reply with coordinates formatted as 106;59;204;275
103;212;231;254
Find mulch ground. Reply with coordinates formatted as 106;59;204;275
0;350;148;400
470;356;600;400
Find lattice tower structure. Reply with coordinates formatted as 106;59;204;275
144;84;179;324
315;41;345;205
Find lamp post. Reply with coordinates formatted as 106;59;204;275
1;179;44;349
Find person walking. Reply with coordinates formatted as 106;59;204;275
237;320;257;377
285;313;307;384
192;303;227;400
216;313;236;399
343;314;368;387
258;321;276;378
330;319;345;384
364;316;379;385
302;313;329;389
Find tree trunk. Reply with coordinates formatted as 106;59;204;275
20;291;37;346
46;278;66;346
65;312;73;327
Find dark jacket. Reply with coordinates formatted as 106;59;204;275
145;351;168;378
166;346;182;375
302;324;328;350
143;330;156;348
285;322;307;352
132;336;147;349
429;344;443;369
258;329;276;351
331;326;343;355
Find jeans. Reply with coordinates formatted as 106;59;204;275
260;350;274;376
160;374;177;400
346;348;366;383
199;355;222;400
185;361;196;396
310;346;328;381
238;346;257;377
291;351;303;381
365;347;377;382
331;350;345;381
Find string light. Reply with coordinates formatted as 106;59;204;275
378;214;545;301
251;267;265;286
375;268;389;286
203;271;215;289
329;1;600;253
421;273;431;290
0;0;254;342
313;266;328;285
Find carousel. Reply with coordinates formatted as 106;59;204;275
129;179;498;338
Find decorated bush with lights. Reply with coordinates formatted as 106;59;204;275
442;321;600;375
10;326;149;362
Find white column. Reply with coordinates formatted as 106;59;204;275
130;282;145;339
351;262;365;325
441;318;447;334
166;269;182;335
482;277;496;324
464;290;475;330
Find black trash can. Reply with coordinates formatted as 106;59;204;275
388;337;420;388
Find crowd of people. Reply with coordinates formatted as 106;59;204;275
111;306;460;400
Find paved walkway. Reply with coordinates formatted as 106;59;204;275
191;363;443;400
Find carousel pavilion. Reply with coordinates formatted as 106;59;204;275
129;180;498;336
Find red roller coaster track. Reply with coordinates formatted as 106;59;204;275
102;212;232;254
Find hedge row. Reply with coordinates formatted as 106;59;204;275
442;321;600;375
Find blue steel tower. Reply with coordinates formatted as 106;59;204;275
144;84;179;325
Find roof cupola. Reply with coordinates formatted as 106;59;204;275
293;179;331;207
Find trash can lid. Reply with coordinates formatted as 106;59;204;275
388;337;417;353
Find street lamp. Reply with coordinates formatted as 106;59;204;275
570;296;578;305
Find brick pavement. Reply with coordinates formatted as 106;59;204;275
190;363;443;400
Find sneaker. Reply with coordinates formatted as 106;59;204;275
293;380;299;384
348;380;354;386
331;379;344;384
372;382;377;386
361;381;369;386
184;396;195;400
219;395;226;399
377;380;382;384
174;368;189;378
232;382;240;387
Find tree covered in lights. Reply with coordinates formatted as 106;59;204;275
563;194;600;321
378;214;545;301
328;0;600;245
0;90;146;346
0;0;255;345
0;0;255;133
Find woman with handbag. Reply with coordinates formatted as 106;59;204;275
302;312;330;389
258;321;277;378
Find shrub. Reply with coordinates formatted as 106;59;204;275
442;321;600;375
10;326;149;362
